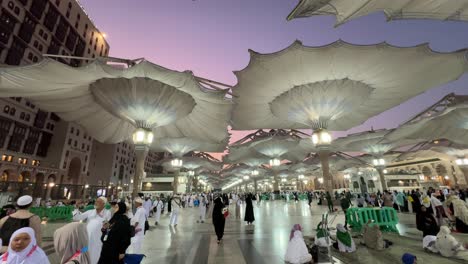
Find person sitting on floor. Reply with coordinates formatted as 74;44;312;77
362;220;392;250
284;224;312;264
333;224;356;253
435;226;468;260
422;235;439;253
445;194;468;233
314;221;331;247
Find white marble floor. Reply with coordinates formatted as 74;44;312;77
44;200;468;263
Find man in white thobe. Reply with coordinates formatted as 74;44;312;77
170;196;181;226
197;195;207;223
143;197;153;218
130;197;146;254
152;197;163;225
73;196;111;264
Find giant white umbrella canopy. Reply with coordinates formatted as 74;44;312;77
287;0;468;26
0;58;231;144
0;58;232;196
333;129;421;189
386;94;468;145
232;41;467;130
232;40;467;194
152;137;229;157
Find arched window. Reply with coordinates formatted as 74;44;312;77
9;107;15;115
3;105;10;113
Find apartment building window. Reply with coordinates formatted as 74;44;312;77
44;7;59;32
81;143;84;149
23;129;39;154
25;114;30;121
76;129;79;136
18;14;36;44
67;138;71;145
6;37;27;65
63;161;67;169
70;127;74;134
0;118;12;149
20;112;25;119
8;124;27;152
74;140;77;147
9;107;15;116
3;106;9;113
86;145;90;151
29;0;47;20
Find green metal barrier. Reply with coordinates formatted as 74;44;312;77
346;207;399;233
30;206;74;221
84;203;111;211
47;206;74;221
29;207;47;219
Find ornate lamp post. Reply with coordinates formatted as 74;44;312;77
132;128;154;198
372;157;388;191
312;128;333;194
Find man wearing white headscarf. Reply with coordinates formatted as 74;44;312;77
423;235;438;253
0;227;49;264
54;222;90;264
197;195;207;223
73;196;111;264
435;226;468;260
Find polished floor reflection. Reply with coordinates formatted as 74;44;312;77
139;200;468;264
45;200;467;263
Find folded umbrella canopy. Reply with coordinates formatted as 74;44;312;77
287;0;468;26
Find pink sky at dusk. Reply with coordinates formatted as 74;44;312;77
78;0;468;159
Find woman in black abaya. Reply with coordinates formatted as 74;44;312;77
212;194;226;244
244;193;255;225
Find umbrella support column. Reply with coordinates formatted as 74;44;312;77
273;175;279;193
173;171;179;194
457;167;468;186
253;179;258;193
377;168;388;191
133;145;149;198
319;150;334;194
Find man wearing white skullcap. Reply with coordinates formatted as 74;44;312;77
73;196;111;263
130;197;146;254
0;195;42;254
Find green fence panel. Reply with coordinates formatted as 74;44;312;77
46;206;73;221
346;207;399;233
29;207;47;219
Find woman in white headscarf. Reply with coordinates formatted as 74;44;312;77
435;226;468;260
54;222;90;264
0;227;49;264
334;224;356;253
284;224;312;264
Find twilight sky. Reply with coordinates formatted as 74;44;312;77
79;0;468;146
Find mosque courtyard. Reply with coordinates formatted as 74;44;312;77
43;200;467;264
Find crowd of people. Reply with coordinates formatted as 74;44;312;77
0;186;466;263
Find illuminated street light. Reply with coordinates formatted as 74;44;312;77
243;175;250;180
311;129;332;147
455;158;468;166
132;128;154;145
372;158;386;166
281;178;287;182
269;158;281;166
372;176;377;181
318;177;324;183
251;169;259;176
298;174;305;179
188;170;195;176
171;158;183;167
